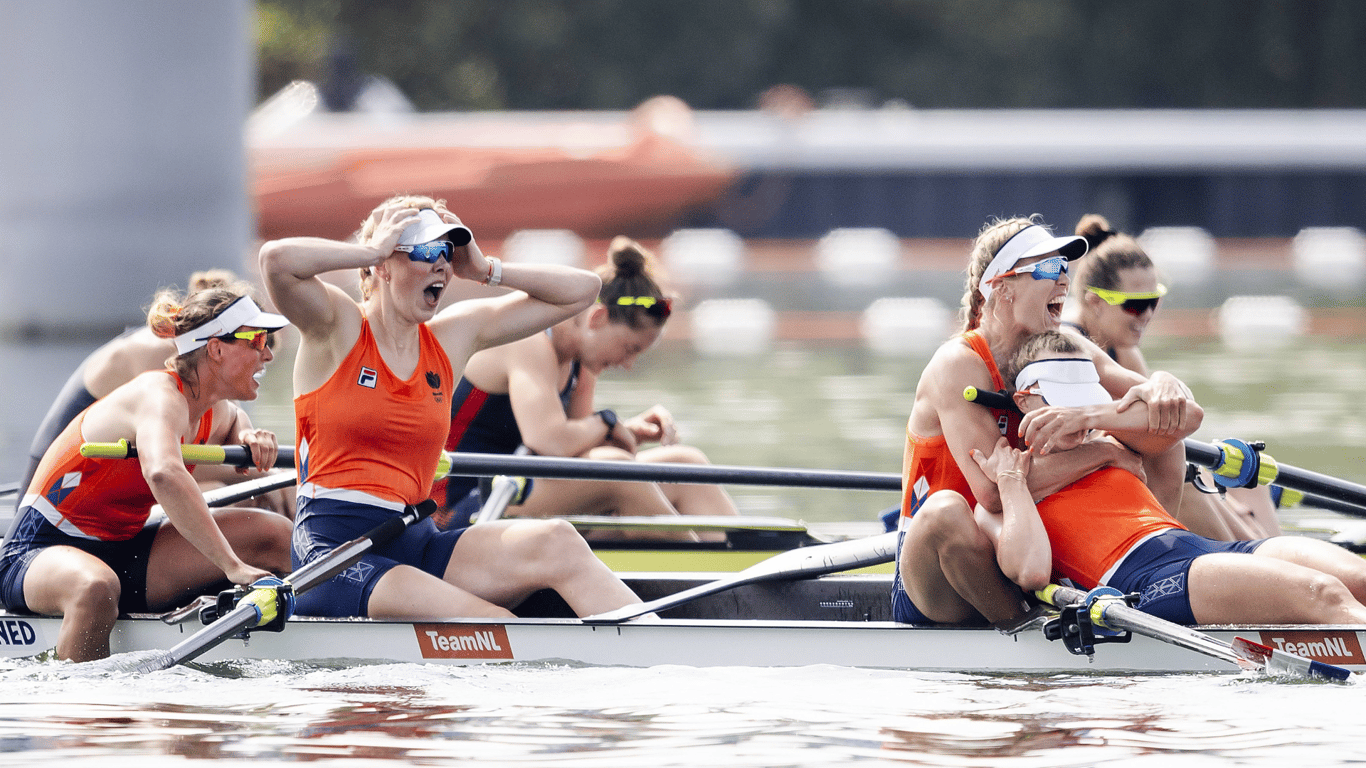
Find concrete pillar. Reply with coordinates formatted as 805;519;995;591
0;0;253;337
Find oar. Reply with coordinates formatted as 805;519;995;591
130;500;438;673
82;441;901;492
202;471;297;508
962;387;1366;511
436;452;902;492
473;446;532;524
80;440;296;468
582;531;899;623
1038;583;1352;681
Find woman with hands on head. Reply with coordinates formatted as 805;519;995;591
0;287;294;661
259;195;648;622
433;236;738;541
892;215;1204;628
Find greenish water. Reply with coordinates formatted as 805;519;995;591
516;337;1366;524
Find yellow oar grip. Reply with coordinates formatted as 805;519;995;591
1256;453;1280;486
79;441;229;464
181;444;229;464
434;451;452;481
79;439;131;459
1035;584;1060;606
240;584;281;628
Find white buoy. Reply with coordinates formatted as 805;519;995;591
1137;226;1216;285
1216;295;1307;351
859;297;951;357
660;228;744;287
501;229;585;267
689;298;775;356
816;228;901;287
1292;227;1366;297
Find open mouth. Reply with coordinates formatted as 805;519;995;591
424;281;446;304
1046;296;1065;319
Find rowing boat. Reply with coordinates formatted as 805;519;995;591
2;573;1362;675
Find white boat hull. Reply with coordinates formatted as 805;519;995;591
4;573;1364;675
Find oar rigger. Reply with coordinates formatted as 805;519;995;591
198;575;296;634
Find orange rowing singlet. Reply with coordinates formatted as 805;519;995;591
21;371;214;541
1035;466;1185;588
901;329;1023;518
295;319;453;507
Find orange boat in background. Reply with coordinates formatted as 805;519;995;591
248;83;738;242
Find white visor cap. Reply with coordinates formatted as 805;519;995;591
174;296;289;355
979;225;1088;302
1015;357;1111;407
399;208;472;247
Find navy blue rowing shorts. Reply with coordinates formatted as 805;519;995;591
1107;528;1266;625
291;495;467;618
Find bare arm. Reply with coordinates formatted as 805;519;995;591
925;342;1136;513
134;384;272;586
496;337;619;457
1020;395;1204;459
970;438;1052;592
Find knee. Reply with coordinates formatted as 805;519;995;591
1305;573;1357;613
914;492;976;538
63;570;121;623
659;445;709;464
516;519;596;575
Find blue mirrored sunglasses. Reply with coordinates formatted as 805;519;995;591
395;241;455;264
1004;255;1069;282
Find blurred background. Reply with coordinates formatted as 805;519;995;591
2;0;1364;520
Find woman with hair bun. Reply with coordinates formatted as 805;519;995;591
0;287;294;661
1062;214;1279;539
433;236;739;539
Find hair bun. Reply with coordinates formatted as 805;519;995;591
1075;213;1117;250
607;236;649;279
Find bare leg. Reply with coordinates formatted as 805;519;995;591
143;509;293;610
1188;552;1366;624
1251;536;1366;603
442;519;644;616
367;565;517;620
898;491;1027;626
635;444;741;520
511;467;700;542
21;547;121;662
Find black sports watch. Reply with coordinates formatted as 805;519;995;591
596;409;618;439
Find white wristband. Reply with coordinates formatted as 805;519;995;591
484;256;503;287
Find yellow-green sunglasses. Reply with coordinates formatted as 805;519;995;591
1086;284;1167;315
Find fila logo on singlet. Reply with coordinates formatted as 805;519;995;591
357;367;378;389
997;414;1009;436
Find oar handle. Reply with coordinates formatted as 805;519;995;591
80;441;296;469
435;451;901;492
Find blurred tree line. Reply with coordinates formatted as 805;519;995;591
257;0;1366;111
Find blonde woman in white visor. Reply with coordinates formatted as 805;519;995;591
891;215;1205;628
0;288;294;661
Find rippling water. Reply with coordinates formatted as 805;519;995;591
2;658;1363;766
